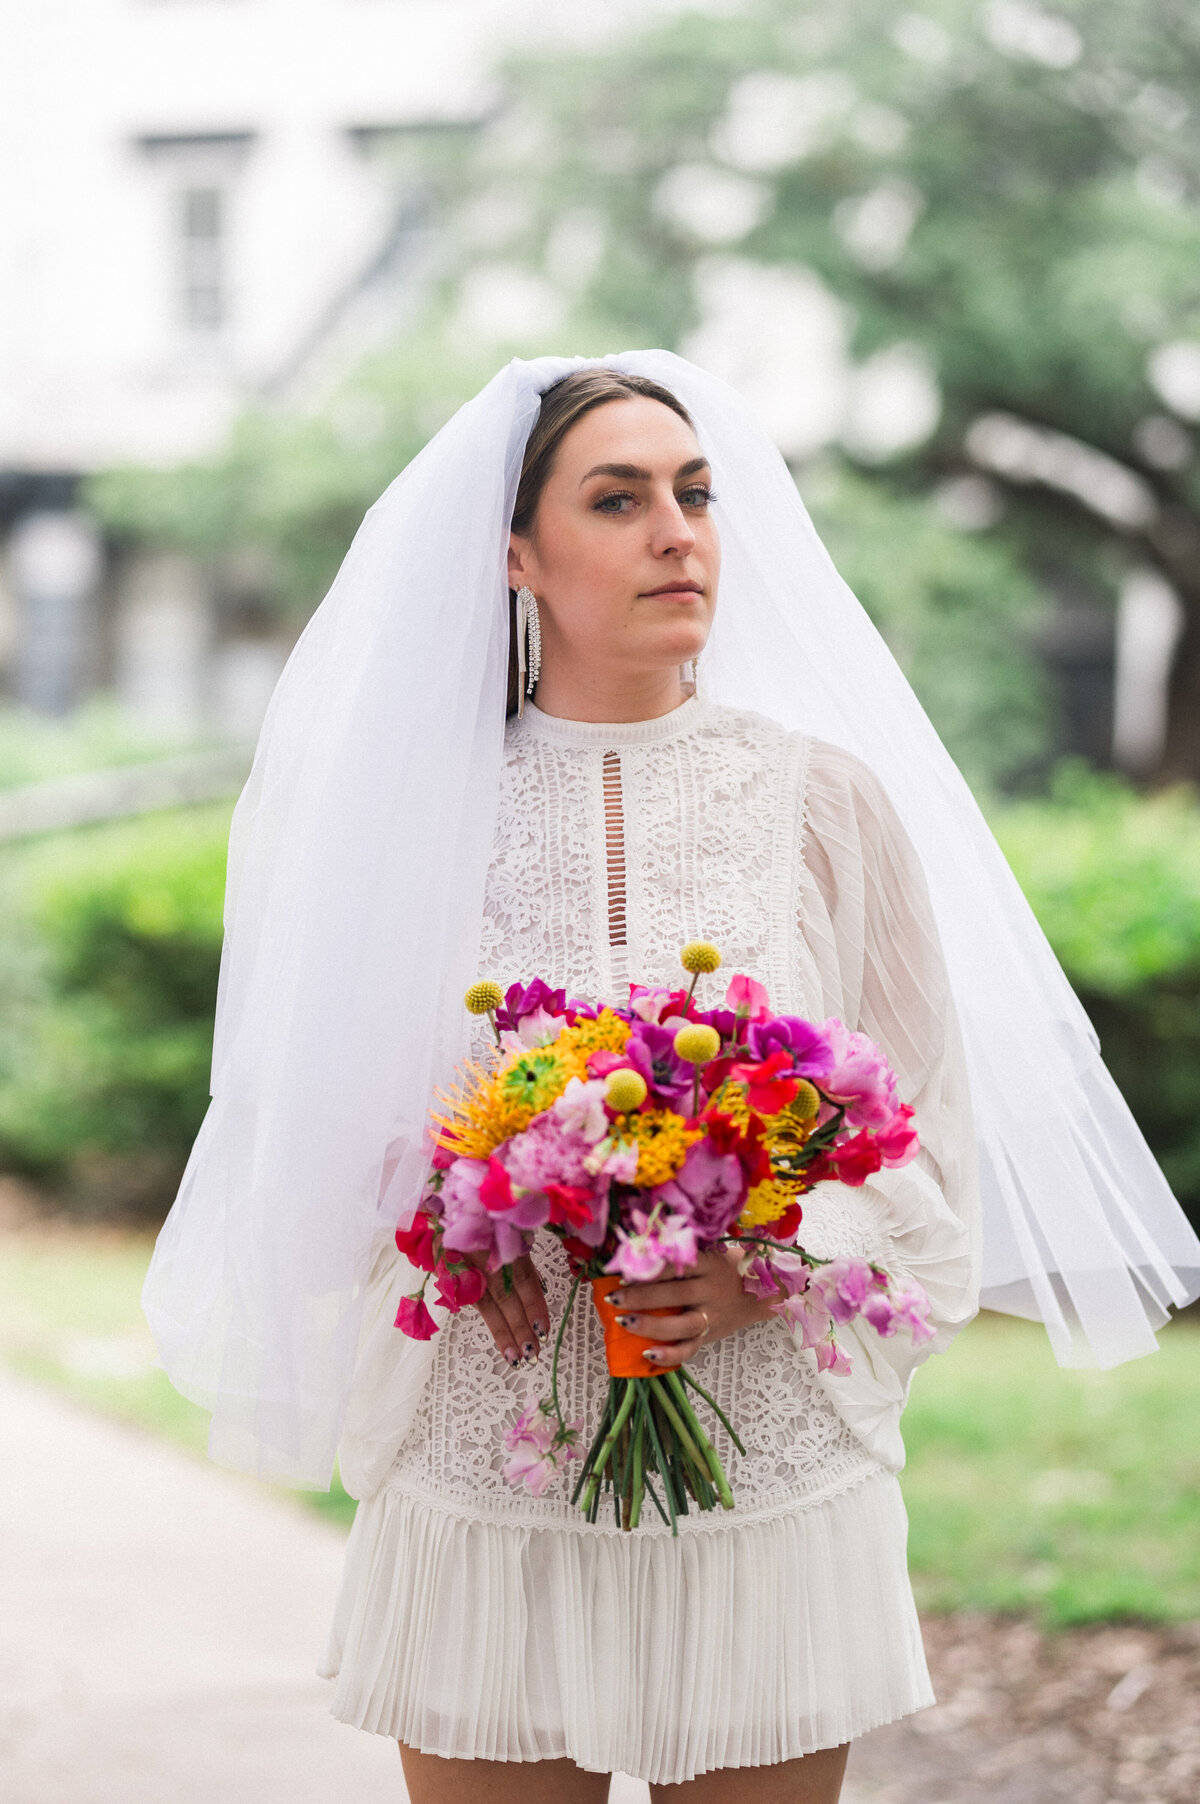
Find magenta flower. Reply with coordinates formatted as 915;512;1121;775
746;1014;835;1081
624;1021;695;1107
889;1286;936;1344
651;1139;747;1239
432;1263;486;1311
876;1103;920;1168
394;1293;438;1339
440;1157;547;1267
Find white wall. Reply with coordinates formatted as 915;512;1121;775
0;0;519;470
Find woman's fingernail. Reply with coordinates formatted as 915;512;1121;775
608;1293;623;1309
504;1348;519;1366
533;1321;548;1341
523;1341;536;1359
616;1314;636;1327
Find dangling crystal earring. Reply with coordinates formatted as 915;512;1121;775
515;585;541;717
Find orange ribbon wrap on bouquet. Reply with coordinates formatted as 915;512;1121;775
590;1273;686;1378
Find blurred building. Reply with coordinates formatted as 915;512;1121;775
0;0;524;736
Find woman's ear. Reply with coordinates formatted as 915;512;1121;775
507;532;532;589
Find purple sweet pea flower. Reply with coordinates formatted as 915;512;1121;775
745;1015;836;1081
651;1139;747;1239
810;1255;876;1325
625;1020;696;1107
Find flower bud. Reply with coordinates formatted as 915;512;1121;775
679;940;722;975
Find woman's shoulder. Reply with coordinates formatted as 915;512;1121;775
697;705;885;799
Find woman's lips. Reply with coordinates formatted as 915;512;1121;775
641;582;704;597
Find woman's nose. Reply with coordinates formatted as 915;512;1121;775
650;495;697;557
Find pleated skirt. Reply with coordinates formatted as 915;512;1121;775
319;1465;933;1785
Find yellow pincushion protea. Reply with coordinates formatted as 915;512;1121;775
739;1180;797;1229
609;1108;702;1189
431;1062;538;1160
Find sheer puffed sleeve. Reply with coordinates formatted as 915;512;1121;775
791;737;982;1470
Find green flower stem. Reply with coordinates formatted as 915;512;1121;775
653;1376;707;1472
641;1398;678;1533
678;1368;747;1457
628;1389;648;1529
665;1370;734;1510
550;1276;580;1436
579;1379;637;1514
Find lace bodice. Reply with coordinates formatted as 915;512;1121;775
370;696;979;1529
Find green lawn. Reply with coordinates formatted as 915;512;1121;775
1;1226;1196;1620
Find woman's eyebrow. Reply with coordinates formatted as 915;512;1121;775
579;456;712;486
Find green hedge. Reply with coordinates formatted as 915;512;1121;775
992;765;1200;1225
1;769;1199;1228
0;807;229;1214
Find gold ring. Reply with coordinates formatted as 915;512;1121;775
698;1307;710;1341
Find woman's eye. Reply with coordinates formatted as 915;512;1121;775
594;490;636;514
678;486;715;509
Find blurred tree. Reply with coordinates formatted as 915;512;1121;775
90;0;1200;785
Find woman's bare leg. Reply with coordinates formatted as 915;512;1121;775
649;1743;850;1804
399;1744;612;1804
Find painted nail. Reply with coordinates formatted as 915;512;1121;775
504;1348;519;1366
616;1314;636;1327
533;1321;548;1341
522;1341;537;1359
608;1293;624;1309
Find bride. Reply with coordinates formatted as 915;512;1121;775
144;353;1200;1803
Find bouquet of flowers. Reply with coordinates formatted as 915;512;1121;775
395;942;933;1532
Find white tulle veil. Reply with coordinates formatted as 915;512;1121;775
143;350;1200;1488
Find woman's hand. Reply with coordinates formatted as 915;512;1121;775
468;1253;552;1366
605;1243;774;1368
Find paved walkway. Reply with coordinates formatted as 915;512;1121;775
2;1367;923;1802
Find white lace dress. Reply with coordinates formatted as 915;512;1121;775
320;695;981;1784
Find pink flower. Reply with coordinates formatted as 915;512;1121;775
889;1286;936;1345
651;1140;747;1239
876;1104;920;1168
628;984;685;1023
820;1019;899;1130
551;1076;610;1144
725;973;772;1021
499;1005;562;1052
440;1157;547;1268
773;1289;834;1349
740;1248;811;1300
810;1255;876;1325
395;1294;438;1339
861;1290;900;1336
814;1334;853;1376
503;1109;595;1191
606;1208;698;1284
501;1403;581;1497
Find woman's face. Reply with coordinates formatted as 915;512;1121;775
508;396;720;686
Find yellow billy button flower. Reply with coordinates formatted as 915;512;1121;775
790;1079;822;1122
464;980;504;1015
679;940;722;976
673;1022;721;1066
464;979;505;1048
604;1068;648;1113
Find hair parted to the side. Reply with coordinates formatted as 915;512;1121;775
506;368;695;717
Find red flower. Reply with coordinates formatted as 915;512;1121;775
771;1200;804;1240
877;1104;919;1168
730;1048;800;1115
545;1183;596;1232
433;1263;487;1311
827;1130;884;1187
395;1294;438;1339
703;1109;773;1187
480;1156;516;1213
560;1234;595;1265
395;1211;437;1272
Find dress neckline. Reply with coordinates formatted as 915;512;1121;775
517;693;706;748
